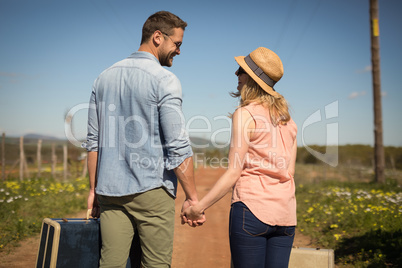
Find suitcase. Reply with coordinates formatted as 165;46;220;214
288;247;335;268
36;218;140;268
230;247;335;268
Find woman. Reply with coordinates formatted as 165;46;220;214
182;47;298;268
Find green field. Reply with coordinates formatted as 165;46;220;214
0;175;88;251
1;139;402;267
294;164;402;267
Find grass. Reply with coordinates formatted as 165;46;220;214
1;162;401;267
0;173;88;252
295;164;402;267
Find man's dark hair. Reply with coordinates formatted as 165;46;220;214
141;11;187;44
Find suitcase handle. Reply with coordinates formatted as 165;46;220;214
86;209;100;220
86;209;92;220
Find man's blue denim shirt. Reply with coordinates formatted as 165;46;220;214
83;51;193;198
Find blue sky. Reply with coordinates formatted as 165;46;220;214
1;0;401;147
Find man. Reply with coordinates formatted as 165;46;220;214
83;11;204;268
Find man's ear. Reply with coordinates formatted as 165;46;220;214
152;30;164;47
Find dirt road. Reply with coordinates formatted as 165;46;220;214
0;167;314;267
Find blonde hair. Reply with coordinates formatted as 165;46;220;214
231;78;291;126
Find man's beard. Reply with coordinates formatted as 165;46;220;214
160;51;174;67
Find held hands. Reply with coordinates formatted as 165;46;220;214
180;200;206;227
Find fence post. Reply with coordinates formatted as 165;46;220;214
1;133;5;181
19;136;24;181
37;139;42;177
81;152;88;178
63;145;68;181
51;143;56;178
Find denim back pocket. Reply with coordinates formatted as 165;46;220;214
283;226;296;237
242;208;269;237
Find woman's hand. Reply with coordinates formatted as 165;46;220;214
181;204;206;227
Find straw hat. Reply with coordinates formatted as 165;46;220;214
235;47;283;97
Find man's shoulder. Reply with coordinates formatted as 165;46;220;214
127;52;176;78
95;52;178;88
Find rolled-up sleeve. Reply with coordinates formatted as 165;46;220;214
158;75;193;170
82;88;99;152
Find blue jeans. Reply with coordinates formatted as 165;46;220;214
229;202;295;268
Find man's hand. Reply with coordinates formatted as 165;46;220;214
87;191;100;218
174;156;205;227
181;202;206;227
87;151;99;219
180;199;193;225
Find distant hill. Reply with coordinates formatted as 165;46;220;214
3;134;225;148
4;134;65;146
1;132;402;169
189;136;229;150
23;133;62;141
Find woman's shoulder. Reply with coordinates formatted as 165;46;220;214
283;117;298;134
234;106;253;118
242;101;264;111
241;102;269;117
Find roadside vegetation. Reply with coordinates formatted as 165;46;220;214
1;138;402;266
295;163;402;267
0;174;88;251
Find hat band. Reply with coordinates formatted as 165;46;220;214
245;55;277;90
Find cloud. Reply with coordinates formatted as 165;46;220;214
348;90;388;99
356;65;372;74
348;92;359;99
0;72;40;84
348;91;367;99
0;72;19;77
0;72;23;84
